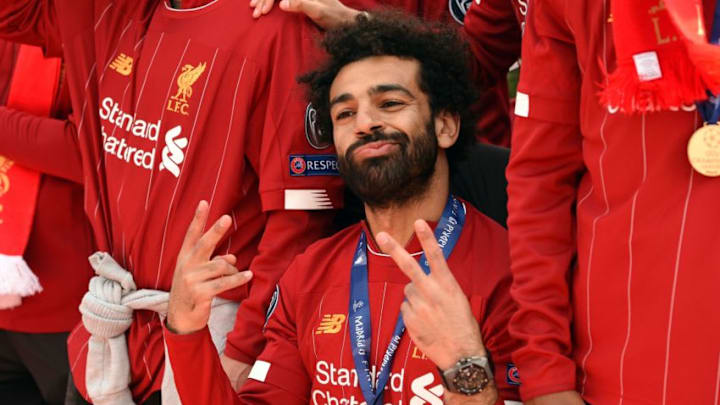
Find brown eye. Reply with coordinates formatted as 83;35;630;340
335;110;354;121
380;100;403;109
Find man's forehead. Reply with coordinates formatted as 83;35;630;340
330;56;420;99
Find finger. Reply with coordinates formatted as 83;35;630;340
260;0;275;15
199;271;253;298
249;0;258;7
376;231;427;283
192;259;240;283
404;282;419;302
212;254;237;266
278;0;300;12
179;201;209;258
403;282;434;306
252;0;272;17
192;214;232;261
399;300;416;326
414;220;454;283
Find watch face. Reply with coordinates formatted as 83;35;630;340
452;363;490;395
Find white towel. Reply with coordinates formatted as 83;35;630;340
80;252;238;405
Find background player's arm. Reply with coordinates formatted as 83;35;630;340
222;14;341;387
505;0;584;403
0;107;82;183
222;209;333;387
462;0;522;86
238;273;311;404
0;1;62;57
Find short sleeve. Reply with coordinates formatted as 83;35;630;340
255;17;343;212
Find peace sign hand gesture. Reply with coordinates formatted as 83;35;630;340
167;201;253;335
375;219;486;371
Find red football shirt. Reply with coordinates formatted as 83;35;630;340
507;0;720;403
166;200;521;404
0;0;343;401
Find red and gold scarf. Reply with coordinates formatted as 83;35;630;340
602;0;720;113
0;45;61;309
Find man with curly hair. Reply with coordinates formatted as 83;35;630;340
164;11;521;405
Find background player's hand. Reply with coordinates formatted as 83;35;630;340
376;220;486;371
249;0;275;18
278;0;361;30
167;201;253;334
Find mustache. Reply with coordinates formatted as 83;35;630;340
345;129;409;159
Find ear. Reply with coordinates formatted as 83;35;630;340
433;110;460;150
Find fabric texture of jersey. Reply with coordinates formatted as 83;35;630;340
507;0;720;403
166;200;521;404
0;0;343;401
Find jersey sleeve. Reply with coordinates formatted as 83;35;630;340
238;272;311;404
0;107;82;183
255;17;343;212
0;0;62;57
505;0;584;400
224;209;333;364
164;326;243;405
462;0;522;84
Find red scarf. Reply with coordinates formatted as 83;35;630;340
602;0;720;113
0;45;61;309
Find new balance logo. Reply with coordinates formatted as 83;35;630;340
109;53;133;76
410;372;443;405
315;314;346;335
159;126;187;178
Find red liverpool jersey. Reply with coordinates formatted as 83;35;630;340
507;0;720;403
166;200;521;404
0;0;343;401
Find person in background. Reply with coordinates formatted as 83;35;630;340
0;1;343;403
507;0;720;403
0;40;94;405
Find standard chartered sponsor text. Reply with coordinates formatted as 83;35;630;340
98;96;160;170
313;360;411;405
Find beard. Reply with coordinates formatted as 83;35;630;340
338;121;437;209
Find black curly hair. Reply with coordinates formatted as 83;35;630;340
300;10;480;165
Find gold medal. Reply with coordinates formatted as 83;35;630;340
687;123;720;177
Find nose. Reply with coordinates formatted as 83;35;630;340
354;106;383;136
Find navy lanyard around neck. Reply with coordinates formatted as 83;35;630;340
348;195;465;405
697;0;720;124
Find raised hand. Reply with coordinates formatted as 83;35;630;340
277;0;361;30
247;0;362;30
167;201;253;335
375;219;486;371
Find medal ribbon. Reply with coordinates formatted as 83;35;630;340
348;195;466;405
697;0;720;124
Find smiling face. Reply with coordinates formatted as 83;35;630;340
329;56;440;208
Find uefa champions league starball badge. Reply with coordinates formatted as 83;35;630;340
688;123;720;177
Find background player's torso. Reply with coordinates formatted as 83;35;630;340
57;1;341;400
